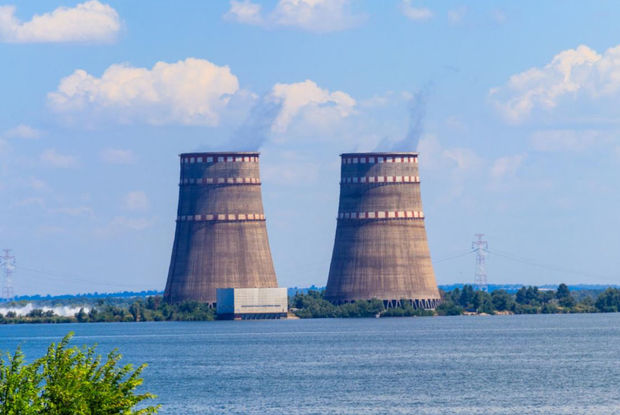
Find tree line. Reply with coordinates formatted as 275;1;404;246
0;296;215;324
2;285;620;323
290;285;620;318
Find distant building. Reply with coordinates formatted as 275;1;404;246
216;288;288;320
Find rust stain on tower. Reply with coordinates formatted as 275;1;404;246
164;152;278;304
325;152;441;309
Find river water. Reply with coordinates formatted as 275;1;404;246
1;314;620;414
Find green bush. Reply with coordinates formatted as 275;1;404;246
0;333;159;414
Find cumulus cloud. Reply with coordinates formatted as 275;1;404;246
94;216;153;237
224;0;365;33
123;191;149;211
48;58;239;126
270;79;356;132
490;44;620;123
530;129;610;152
224;0;264;25
52;206;95;217
400;0;433;21
0;1;120;43
490;154;526;181
261;151;320;185
417;135;482;172
100;148;135;164
448;6;467;23
28;177;50;192
3;124;42;139
40;149;78;168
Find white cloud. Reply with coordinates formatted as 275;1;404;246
48;58;239;126
40;149;78;168
123;191;149;211
52;206;95;217
448;6;467;23
100;148;135;164
0;1;120;43
490;44;620;123
418;135;482;172
224;0;264;25
530;129;611;152
443;147;482;171
95;216;153;237
3;124;42;139
224;0;365;33
400;0;433;21
491;154;525;181
29;177;50;192
491;9;507;24
270;79;356;132
261;152;320;185
13;197;46;208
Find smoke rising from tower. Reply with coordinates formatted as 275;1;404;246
378;85;431;152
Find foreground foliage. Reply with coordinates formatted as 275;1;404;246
0;333;159;414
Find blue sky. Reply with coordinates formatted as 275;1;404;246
1;0;620;295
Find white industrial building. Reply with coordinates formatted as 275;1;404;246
216;287;288;320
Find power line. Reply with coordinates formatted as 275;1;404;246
433;249;475;264
15;265;153;290
486;248;614;281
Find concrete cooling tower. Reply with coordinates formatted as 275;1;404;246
164;152;278;305
325;152;441;309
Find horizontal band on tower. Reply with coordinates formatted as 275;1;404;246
181;155;259;164
177;213;266;222
341;176;420;184
180;177;261;185
338;210;424;220
342;156;418;165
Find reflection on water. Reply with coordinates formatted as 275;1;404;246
2;314;620;414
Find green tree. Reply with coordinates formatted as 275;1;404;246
556;283;576;308
75;308;88;323
0;348;43;414
0;333;159;414
459;285;475;309
595;288;620;312
491;290;514;311
556;283;570;299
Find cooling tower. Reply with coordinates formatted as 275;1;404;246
164;152;278;305
325;152;441;309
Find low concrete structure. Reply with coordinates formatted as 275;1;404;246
216;287;288;320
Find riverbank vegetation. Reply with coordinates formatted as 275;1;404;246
0;333;158;413
0;297;214;324
2;285;620;323
290;285;620;318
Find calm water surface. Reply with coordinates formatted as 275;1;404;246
1;314;620;414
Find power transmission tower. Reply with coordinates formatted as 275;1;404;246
0;249;16;300
472;234;488;292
